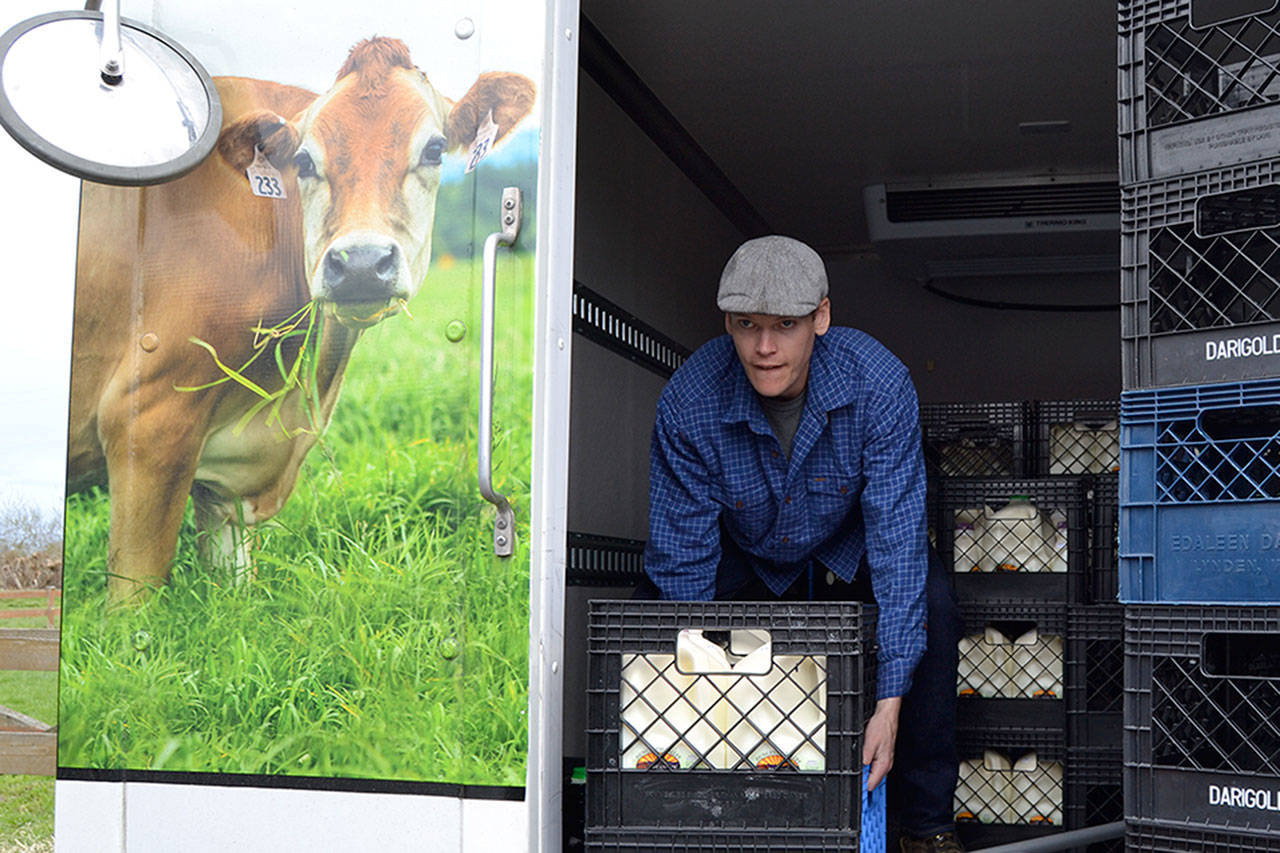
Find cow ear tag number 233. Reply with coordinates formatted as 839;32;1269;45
246;146;286;199
465;110;499;174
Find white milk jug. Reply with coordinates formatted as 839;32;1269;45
725;637;827;771
675;628;734;768
1043;509;1069;573
952;508;991;573
1007;627;1063;699
620;652;697;769
983;497;1055;573
957;626;1009;698
1050;419;1119;474
955;749;1011;824
1005;752;1063;825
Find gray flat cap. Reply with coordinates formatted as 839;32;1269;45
717;235;828;315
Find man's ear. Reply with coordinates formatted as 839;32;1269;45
725;313;734;335
445;72;536;152
216;110;302;172
813;298;832;336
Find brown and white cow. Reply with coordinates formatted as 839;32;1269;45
66;38;535;603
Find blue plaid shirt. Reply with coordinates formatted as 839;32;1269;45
645;327;928;699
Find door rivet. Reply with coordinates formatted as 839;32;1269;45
454;18;475;39
445;320;467;342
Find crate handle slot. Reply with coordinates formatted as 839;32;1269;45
1201;631;1280;678
1190;0;1280;29
674;628;773;675
1195;183;1280;238
1197;403;1280;441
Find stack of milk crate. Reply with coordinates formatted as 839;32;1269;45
1119;1;1280;849
921;400;1124;851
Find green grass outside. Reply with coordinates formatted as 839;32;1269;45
57;251;534;786
0;776;53;853
0;604;57;851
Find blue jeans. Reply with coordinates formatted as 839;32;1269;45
633;544;962;836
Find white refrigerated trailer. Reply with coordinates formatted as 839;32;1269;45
0;1;1122;850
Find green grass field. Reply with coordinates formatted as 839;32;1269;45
0;604;57;851
57;251;534;786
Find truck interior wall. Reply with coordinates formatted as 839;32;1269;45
568;74;741;543
825;257;1122;402
563;74;743;759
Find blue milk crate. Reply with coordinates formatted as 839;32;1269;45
1119;379;1280;602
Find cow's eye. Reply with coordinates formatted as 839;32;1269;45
419;136;445;167
294;150;317;179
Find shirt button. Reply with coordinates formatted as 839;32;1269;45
735;500;743;509
785;496;792;504
782;536;790;543
771;450;780;458
839;486;848;494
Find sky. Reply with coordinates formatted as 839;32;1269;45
0;0;547;516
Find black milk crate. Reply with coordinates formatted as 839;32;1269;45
1033;400;1120;476
585;600;876;849
1091;474;1120;603
1064;748;1123;853
919;401;1030;478
1119;0;1280;183
1119;380;1280;602
1121;164;1280;389
954;726;1066;846
1066;605;1125;749
1127;818;1280;851
936;477;1090;603
957;601;1067;733
1124;605;1280;834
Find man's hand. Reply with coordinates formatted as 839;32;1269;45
862;696;902;792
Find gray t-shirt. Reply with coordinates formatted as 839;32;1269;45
757;390;807;460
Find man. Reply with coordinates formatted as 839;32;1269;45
640;235;964;853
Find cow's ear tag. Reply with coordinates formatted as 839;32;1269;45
246;146;286;199
465;110;499;174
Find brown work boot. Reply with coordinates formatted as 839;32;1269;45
899;830;965;853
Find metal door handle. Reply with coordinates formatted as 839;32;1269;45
478;187;521;557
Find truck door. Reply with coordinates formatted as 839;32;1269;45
50;1;576;850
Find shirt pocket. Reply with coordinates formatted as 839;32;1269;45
806;472;857;531
713;479;777;545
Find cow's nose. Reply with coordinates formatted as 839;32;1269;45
323;243;400;301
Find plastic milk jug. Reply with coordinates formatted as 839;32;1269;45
957;626;1009;697
620;652;696;769
955;749;1011;824
983;497;1053;572
1007;627;1063;699
675;628;734;768
1006;752;1063;825
1050;420;1120;474
952;508;991;573
725;638;827;771
1044;509;1069;573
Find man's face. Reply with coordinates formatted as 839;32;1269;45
725;298;831;400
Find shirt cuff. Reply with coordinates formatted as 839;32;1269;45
875;656;917;700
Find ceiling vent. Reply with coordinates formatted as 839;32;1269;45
864;175;1120;279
